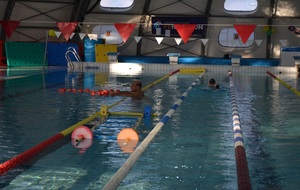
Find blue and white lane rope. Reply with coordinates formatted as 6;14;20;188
103;72;205;190
229;79;244;148
228;71;251;190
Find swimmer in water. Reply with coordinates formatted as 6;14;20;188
109;80;144;98
208;78;219;89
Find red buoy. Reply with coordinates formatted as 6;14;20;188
71;126;93;154
117;128;139;153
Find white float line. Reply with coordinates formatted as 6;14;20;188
102;73;205;190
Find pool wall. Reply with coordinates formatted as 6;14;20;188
118;56;280;66
69;62;298;76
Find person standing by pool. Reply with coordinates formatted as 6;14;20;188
109;80;145;98
208;78;219;89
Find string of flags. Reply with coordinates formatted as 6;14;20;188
0;20;295;46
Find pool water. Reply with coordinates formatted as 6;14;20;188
0;67;300;189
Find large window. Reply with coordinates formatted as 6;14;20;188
100;0;134;12
92;25;123;45
219;28;254;48
224;0;258;15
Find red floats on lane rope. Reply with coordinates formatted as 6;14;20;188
58;87;67;93
71;126;93;154
235;146;251;190
117;128;139;153
58;88;120;97
90;91;96;96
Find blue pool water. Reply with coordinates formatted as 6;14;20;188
0;67;300;189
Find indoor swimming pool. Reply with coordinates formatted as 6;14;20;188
0;65;300;189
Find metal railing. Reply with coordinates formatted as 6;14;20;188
65;47;83;70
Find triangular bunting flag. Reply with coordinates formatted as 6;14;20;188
55;31;61;38
174;24;196;44
174;38;182;45
114;23;136;43
279;39;288;46
56;22;78;41
255;40;263;46
79;33;86;40
233;24;256;44
201;39;209;46
134;36;142;43
88;34;98;41
0;20;20;38
155;37;164;44
70;33;75;39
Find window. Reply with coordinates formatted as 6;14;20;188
100;0;134;12
224;0;258;15
219;28;254;48
92;25;124;45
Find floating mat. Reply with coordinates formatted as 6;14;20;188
84;38;105;62
47;42;79;66
95;44;117;62
5;42;46;67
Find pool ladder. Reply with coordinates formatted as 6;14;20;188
65;47;83;70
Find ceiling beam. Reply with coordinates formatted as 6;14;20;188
1;0;17;40
70;0;92;22
136;0;152;56
266;0;277;59
201;0;213;56
17;0;73;4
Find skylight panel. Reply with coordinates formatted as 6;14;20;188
100;0;134;11
224;0;258;15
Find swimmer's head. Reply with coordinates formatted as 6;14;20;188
209;78;216;85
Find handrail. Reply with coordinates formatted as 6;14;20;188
65;50;74;68
102;72;205;190
228;70;251;190
65;47;83;70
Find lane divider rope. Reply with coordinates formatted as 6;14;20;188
0;69;181;175
102;72;205;190
266;71;300;96
228;71;251;190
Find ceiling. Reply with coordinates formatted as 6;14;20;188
1;0;299;39
0;0;300;58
